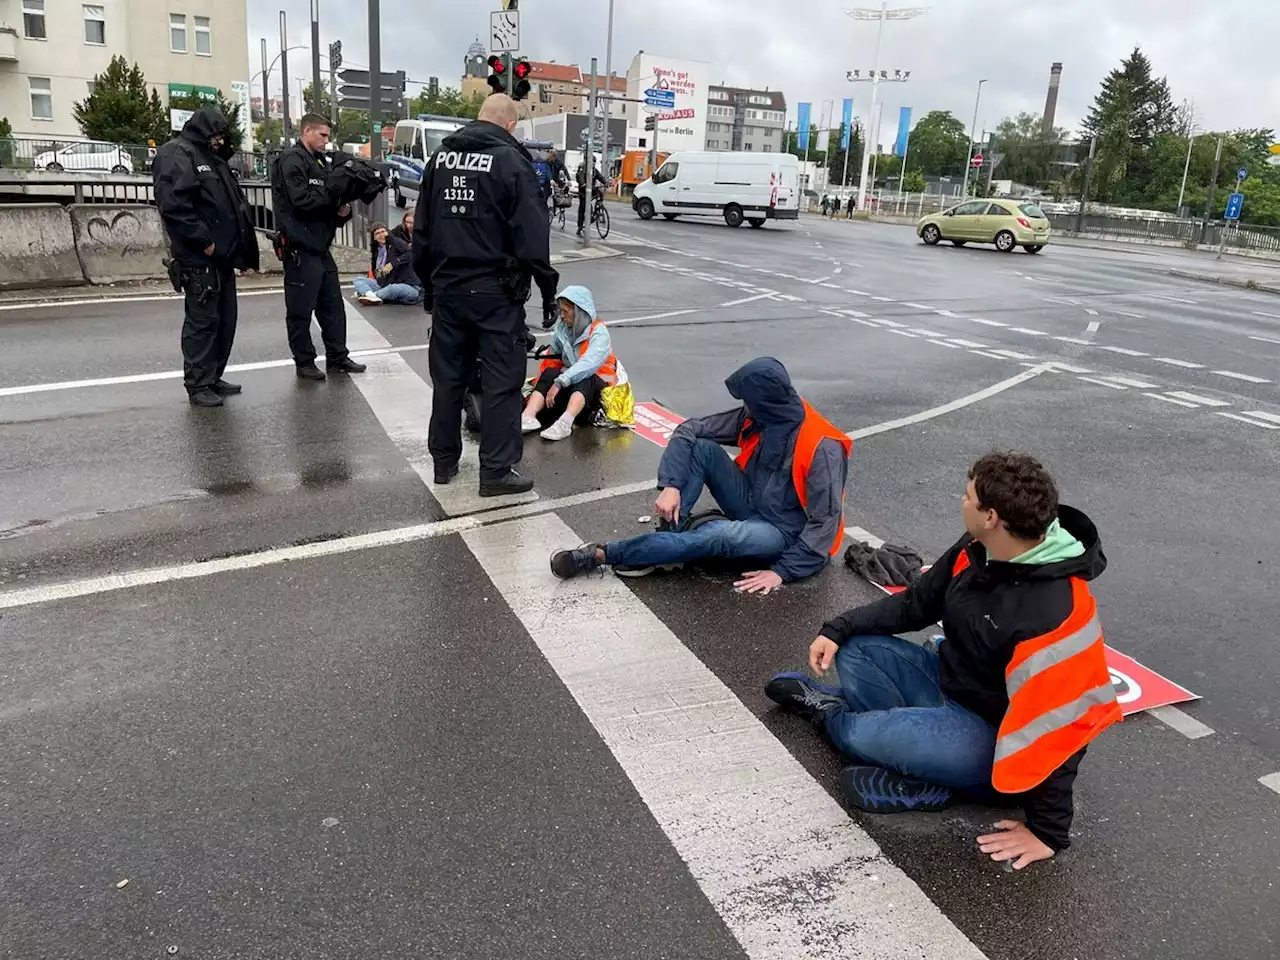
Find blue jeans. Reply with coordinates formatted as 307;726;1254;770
605;439;791;568
825;635;997;790
353;277;423;304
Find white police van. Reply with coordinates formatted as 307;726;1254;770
388;115;468;208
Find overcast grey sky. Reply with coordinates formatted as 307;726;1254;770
252;0;1277;137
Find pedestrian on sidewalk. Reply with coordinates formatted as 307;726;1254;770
766;451;1120;870
270;113;368;382
153;106;260;408
551;357;851;589
846;195;855;219
413;93;558;498
353;223;422;306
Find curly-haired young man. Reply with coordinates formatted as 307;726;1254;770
766;451;1121;869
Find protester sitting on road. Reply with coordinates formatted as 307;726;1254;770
766;451;1121;870
388;210;414;246
521;285;619;442
551;357;851;590
354;222;422;306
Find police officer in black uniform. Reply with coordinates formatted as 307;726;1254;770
153;106;259;407
413;94;558;498
271;113;367;381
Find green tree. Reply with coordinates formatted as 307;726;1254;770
1083;47;1176;147
167;89;246;148
902;169;926;192
254;116;284;148
73;55;168;145
0;116;12;167
989;112;1065;188
825;123;864;186
409;86;484;120
905;110;968;177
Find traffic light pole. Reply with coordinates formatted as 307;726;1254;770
368;0;381;159
310;0;322;114
583;58;598;250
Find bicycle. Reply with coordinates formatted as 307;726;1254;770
590;189;610;240
548;181;570;231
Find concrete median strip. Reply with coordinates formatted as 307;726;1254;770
0;203;84;290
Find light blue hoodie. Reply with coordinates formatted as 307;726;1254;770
548;285;613;387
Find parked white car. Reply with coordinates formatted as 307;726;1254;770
33;141;134;174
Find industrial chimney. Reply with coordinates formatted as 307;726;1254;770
1041;62;1063;136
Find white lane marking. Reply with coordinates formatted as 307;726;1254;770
0;288;282;313
845;525;885;548
833;266;844;274
1153;357;1205;369
1100;346;1149;357
0;481;657;612
1244;410;1280;425
1044;362;1092;374
968;318;1008;327
849;363;1053;440
1055;336;1093;345
820;283;843;289
929;340;963;348
889;330;920;338
945;339;988;349
1259;772;1280;795
719;292;777;308
846;288;870;296
1150;294;1198;304
809;275;834;285
868;318;907;329
467;513;990;960
1166;391;1230;408
607;309;699;326
1249;335;1280;345
1213;370;1271;384
848;317;883;327
1217;412;1280;430
1100;375;1160;389
910;328;944;337
969;349;1012;360
1009;327;1048;336
1251;312;1280;321
1110;309;1146;319
839;309;870;318
1146;393;1200;409
903;302;935;310
1085;308;1100;316
1078;376;1129;390
0;344;431;398
1147;706;1215;739
989;349;1037;360
1086;320;1101;334
870;295;895;302
933;309;962;318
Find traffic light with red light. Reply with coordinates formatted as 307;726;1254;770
511;58;532;101
487;54;507;94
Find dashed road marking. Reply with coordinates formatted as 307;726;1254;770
1101;375;1161;389
1101;346;1150;357
1150;294;1198;304
1055;336;1094;345
1213;370;1271;384
869;318;907;329
1244;410;1280;425
1086;320;1101;335
608;309;700;326
1078;376;1129;390
928;340;963;348
1217;412;1280;430
910;328;944;337
934;309;963;318
1111;309;1147;319
1153;357;1205;369
1085;308;1100;316
1147;705;1215;739
1259;773;1280;795
989;349;1038;361
969;318;1008;327
1250;335;1280;345
1166;391;1230;408
890;329;920;338
847;288;870;296
1250;312;1280;321
719;292;777;308
1009;327;1048;336
1146;393;1201;409
871;295;896;302
903;302;935;310
946;339;988;349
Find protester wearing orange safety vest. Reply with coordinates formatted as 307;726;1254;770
521;285;620;442
766;451;1120;870
551;357;852;591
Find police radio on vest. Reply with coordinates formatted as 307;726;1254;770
435;151;494;173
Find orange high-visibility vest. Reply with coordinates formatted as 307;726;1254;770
538;319;619;385
733;401;853;556
949;550;1123;793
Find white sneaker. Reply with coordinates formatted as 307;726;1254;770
357;292;383;306
540;417;574;441
521;415;542;434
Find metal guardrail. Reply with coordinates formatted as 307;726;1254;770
1047;213;1280;254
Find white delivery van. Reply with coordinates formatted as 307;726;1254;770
387;115;468;208
632;151;800;228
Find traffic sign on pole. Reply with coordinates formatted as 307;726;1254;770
1237;167;1248;182
971;154;983;168
1225;192;1245;220
642;88;675;111
490;9;520;52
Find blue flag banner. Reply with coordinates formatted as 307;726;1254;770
893;106;913;157
840;98;854;150
797;102;811;152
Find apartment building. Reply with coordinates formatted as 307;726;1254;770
703;85;786;153
0;0;249;141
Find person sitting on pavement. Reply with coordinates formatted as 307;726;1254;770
551;357;852;590
354;222;422;306
388;210;414;246
521;285;621;442
765;451;1121;870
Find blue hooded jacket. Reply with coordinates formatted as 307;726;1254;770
657;358;850;581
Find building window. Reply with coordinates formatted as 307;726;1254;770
87;80;96;95
29;77;53;120
194;16;211;55
744;143;753;151
170;13;187;53
23;0;46;39
83;5;106;45
763;145;772;153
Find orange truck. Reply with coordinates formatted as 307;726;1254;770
616;150;669;193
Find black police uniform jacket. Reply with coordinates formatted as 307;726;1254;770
819;505;1108;852
271;141;350;255
411;119;558;308
152;107;259;271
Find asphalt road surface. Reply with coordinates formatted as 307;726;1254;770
3;217;1279;960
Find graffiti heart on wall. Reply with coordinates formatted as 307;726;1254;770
84;211;142;255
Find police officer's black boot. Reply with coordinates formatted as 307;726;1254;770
296;362;326;381
188;388;224;407
479;469;535;498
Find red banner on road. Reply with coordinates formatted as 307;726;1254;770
634;401;685;448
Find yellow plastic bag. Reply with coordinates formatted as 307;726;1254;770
599;381;635;427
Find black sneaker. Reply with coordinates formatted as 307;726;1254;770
212;380;242;396
433;462;459;485
764;672;846;727
551;544;604;579
838;765;954;814
614;561;683;578
328;357;367;374
188;388;224;408
296;362;326;381
479;469;535;498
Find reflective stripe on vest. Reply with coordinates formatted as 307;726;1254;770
733;400;853;557
991;577;1122;793
537;319;619;385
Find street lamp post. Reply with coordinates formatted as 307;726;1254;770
310;0;323;114
260;38;270;142
279;11;292;140
847;3;926;211
599;0;616;180
959;78;987;200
